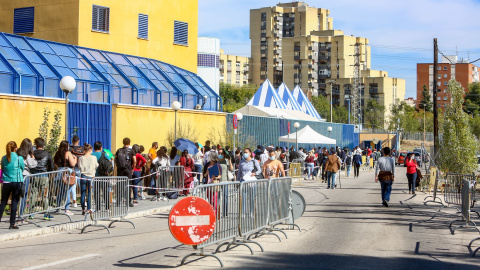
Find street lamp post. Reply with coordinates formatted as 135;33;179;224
234;112;243;151
171;101;182;141
59;76;76;141
327;126;332;149
294;122;300;151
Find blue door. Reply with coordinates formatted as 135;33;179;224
68;102;111;150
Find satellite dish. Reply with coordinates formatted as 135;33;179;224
194;104;202;110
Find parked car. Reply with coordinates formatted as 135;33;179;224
405;152;422;167
396;151;408;165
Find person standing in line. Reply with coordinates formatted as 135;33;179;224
345;152;353;177
405;153;419;194
260;147;269;166
217;149;233;182
170;147;180;166
203;145;217;166
17;138;37;223
262;149;286;179
78;143;98;215
115;138;136;208
193;143;204;184
375;147;395;207
353;151;362;178
69;135;85;208
148;142;158;162
325;149;341;189
131;144;146;205
236;148;262;182
204;140;211;152
203;152;222;184
54;140;77;215
179;150;195;193
0;141;25;229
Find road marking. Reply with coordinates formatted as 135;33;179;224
22;254;100;270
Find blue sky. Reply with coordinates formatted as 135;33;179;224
198;0;480;99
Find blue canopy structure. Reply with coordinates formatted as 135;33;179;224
247;79;287;109
277;82;302;111
292;85;322;120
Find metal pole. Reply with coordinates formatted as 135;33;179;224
347;99;351;124
295;128;298;151
174;110;177;141
65;93;69;140
433;38;439;159
330;86;333;123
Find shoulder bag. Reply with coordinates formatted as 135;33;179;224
18;157;26;197
63;154;76;186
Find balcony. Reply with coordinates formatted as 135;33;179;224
261;25;266;30
369;88;379;94
308;73;318;80
294;73;302;79
273;57;280;63
261;49;267;54
261;41;267;46
308;82;318;88
318;83;326;89
274;74;283;80
294;46;301;51
308;64;313;69
236;75;241;80
318;74;330;79
261;58;268;63
318;47;331;53
294;55;301;61
318;55;329;61
227;66;232;71
274;49;282;55
260;66;267;71
242;70;248;74
274;41;282;46
275;66;283;71
243;66;249;71
318;64;329;70
261;33;266;38
294;64;302;69
260;75;266;80
308;55;317;60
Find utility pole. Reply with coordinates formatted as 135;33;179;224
433;38;439;158
327;80;336;122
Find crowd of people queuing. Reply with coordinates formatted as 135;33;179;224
1;133;412;229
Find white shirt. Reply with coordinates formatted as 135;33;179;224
260;153;269;165
152;156;170;167
193;151;203;165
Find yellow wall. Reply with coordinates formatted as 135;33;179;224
0;94;65;156
0;0;80;45
78;0;198;73
112;104;226;151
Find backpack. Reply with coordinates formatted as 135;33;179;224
70;145;85;158
98;152;114;176
345;155;352;166
116;147;132;170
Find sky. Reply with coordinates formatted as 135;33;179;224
198;0;480;99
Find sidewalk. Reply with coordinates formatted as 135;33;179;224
0;194;179;242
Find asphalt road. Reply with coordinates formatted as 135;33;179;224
1;166;479;270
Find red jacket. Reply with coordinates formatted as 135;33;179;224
405;159;417;174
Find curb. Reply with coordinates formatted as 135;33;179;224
0;204;173;242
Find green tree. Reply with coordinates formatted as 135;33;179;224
165;119;199;148
439;79;477;174
219;82;257;112
311;95;350;123
469;115;480;139
364;99;385;131
38;107;63;156
419;84;432;112
464;82;480;115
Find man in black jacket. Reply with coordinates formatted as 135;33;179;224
31;137;54;174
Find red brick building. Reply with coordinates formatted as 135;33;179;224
416;57;480;109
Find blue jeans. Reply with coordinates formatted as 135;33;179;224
194;164;202;182
80;175;92;211
306;163;314;178
66;167;80;208
406;172;417;192
19;177;30;217
132;171;142;200
380;180;393;202
327;171;337;188
346;165;352;177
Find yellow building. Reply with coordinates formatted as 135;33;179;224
219;49;251;86
0;0;198;72
249;2;405;125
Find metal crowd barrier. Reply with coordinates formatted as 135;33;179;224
469;237;480;257
81;176;135;234
19;170;72;227
152;166;185;201
448;179;480;235
182;181;242;267
423;166;445;207
444;173;476;208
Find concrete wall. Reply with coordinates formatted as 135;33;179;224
0;94;65;156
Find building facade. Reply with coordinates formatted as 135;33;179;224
197;37;220;94
219;49;251;86
417;55;480;109
0;0;198;72
249;2;405;124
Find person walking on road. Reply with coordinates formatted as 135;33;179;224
325;149;341;189
375;147;395;207
305;151;315;180
262;149;286;179
345;152;353;177
405;153;419;194
353;151;362;178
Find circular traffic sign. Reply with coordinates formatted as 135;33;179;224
168;197;216;245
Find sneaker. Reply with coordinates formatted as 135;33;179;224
327;186;330;189
141;195;146;200
129;203;134;207
43;214;54;220
64;210;74;216
162;197;168;201
382;200;389;207
28;215;34;219
73;203;78;208
133;200;139;205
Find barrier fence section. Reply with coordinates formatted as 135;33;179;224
444;174;476;208
448;179;480;235
81;176;135;234
152;166;185;201
423;166;444;207
182;181;241;266
20;170;72;227
268;177;300;233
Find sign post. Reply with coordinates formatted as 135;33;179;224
233;115;238;152
287;122;290;173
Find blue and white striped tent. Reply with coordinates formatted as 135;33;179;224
247;79;288;109
277;83;302;111
292;85;322;120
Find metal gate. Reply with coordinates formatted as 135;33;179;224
68;102;111;150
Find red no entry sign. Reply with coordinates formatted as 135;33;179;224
233;115;238;129
168;197;216;245
288;122;290;133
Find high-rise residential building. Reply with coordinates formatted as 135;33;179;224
198;37;220;94
0;0;198;72
250;2;405;124
416;55;480;109
219;49;251;86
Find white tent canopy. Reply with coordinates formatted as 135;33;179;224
233;105;323;122
278;125;336;144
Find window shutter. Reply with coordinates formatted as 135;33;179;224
138;14;148;39
174;21;188;45
13;7;34;34
92;5;110;32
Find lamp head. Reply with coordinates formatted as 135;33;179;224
171;101;182;111
59;76;76;94
236;112;243;121
294;122;300;129
327;126;333;132
203;95;208;101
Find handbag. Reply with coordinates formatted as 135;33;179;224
252;160;264;180
378;171;394;181
62;157;76;186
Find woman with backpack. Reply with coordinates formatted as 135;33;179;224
179;150;195;194
0;141;25;229
54;140;77;215
132;144;146;205
345;152;353;177
78;143;98;215
405;153;419;194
